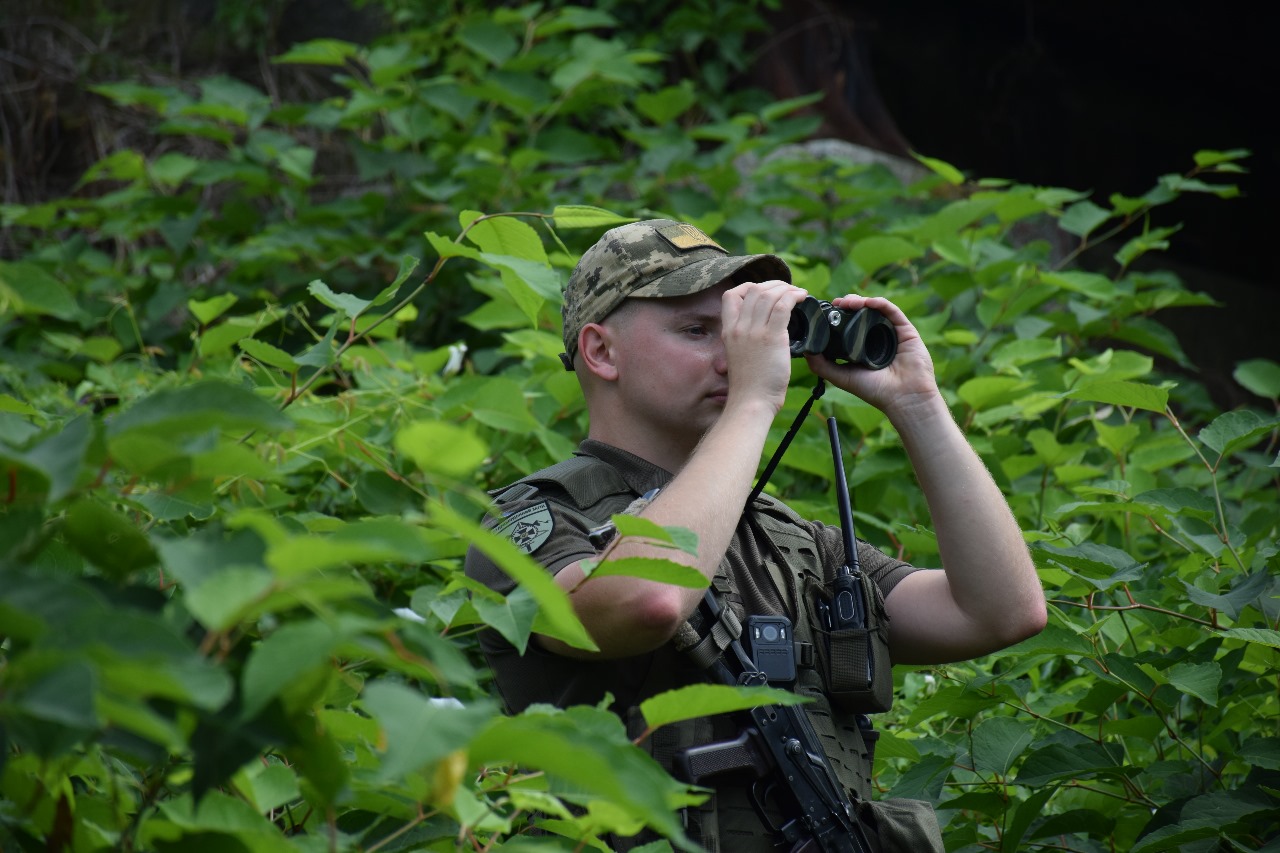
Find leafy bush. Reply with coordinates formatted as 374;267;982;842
1;3;1276;852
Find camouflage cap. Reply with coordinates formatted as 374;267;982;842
560;219;791;369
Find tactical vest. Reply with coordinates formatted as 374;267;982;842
491;453;891;852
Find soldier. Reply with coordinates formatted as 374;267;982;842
464;219;1046;851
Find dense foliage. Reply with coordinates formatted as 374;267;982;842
1;3;1277;851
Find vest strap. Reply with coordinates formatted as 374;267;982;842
681;604;743;670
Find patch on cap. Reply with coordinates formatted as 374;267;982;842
656;222;724;252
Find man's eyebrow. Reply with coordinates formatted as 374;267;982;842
668;307;720;324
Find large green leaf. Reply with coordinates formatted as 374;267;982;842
1198;409;1280;460
396;420;488;477
432;504;597;653
1014;741;1128;786
970;717;1035;777
1064;380;1169;413
468;706;699;850
0;261;81;320
107;381;293;439
584;556;708;588
640;683;808;730
552;205;635;229
361;681;496;783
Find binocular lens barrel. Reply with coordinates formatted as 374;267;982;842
787;297;897;370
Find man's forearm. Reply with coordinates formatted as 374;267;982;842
885;392;1047;662
543;398;775;658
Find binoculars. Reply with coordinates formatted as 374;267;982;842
788;296;897;369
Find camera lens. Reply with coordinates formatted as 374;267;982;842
762;624;780;642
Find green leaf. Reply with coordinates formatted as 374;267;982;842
586;556;709;588
1132;488;1217;522
15;660;99;730
1167;661;1221;707
107;380;293;439
0;261;81;320
63;498;159;579
189;293;238;325
89;81;173;111
361;681;495;782
957;376;1030;411
238;338;300;371
1182;568;1272;620
433;504;597;653
395;420;488;477
1198;409;1279;459
376;254;420;306
1058;200;1111;237
426;230;483;260
0;393;38;415
457;19;519;66
1033;541;1146;588
1221;627;1280;650
635;84;698;124
1193;148;1251;168
912;152;964;184
1234;358;1280;400
468;706;697;848
464;213;547;263
23;414;94;503
1002;787;1056;853
1240;737;1280;770
181;566;275;631
308;278;370;319
79;149;146;183
1064;380;1169;413
640;684;809;730
149;151;201;186
1114;224;1180;268
552;205;636;230
848;236;923;276
239;620;340;718
466;377;541;432
1131;820;1222;853
272;38;360;66
470;584;539;653
1040;270;1118;300
1014;741;1127;786
267;518;431;575
611;515;698;554
971;717;1034;777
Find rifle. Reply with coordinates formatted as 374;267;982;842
672;418;876;853
674;590;875;853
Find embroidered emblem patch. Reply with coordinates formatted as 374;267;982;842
495;502;555;555
657;222;724;252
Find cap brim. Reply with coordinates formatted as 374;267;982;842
629;253;791;299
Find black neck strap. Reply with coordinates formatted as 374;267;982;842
747;379;826;505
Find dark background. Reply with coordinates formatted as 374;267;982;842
782;0;1277;394
859;1;1271;287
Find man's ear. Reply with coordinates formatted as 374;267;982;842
578;322;619;381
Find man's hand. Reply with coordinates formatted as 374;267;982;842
722;280;809;417
803;294;938;421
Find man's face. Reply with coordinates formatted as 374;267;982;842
601;282;733;445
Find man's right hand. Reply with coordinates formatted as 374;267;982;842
721;280;809;417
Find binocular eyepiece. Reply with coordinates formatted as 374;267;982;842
787;296;897;370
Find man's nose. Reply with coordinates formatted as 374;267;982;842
713;339;728;374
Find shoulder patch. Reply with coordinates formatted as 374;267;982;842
494;501;555;555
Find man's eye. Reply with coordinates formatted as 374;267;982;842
684;324;708;335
